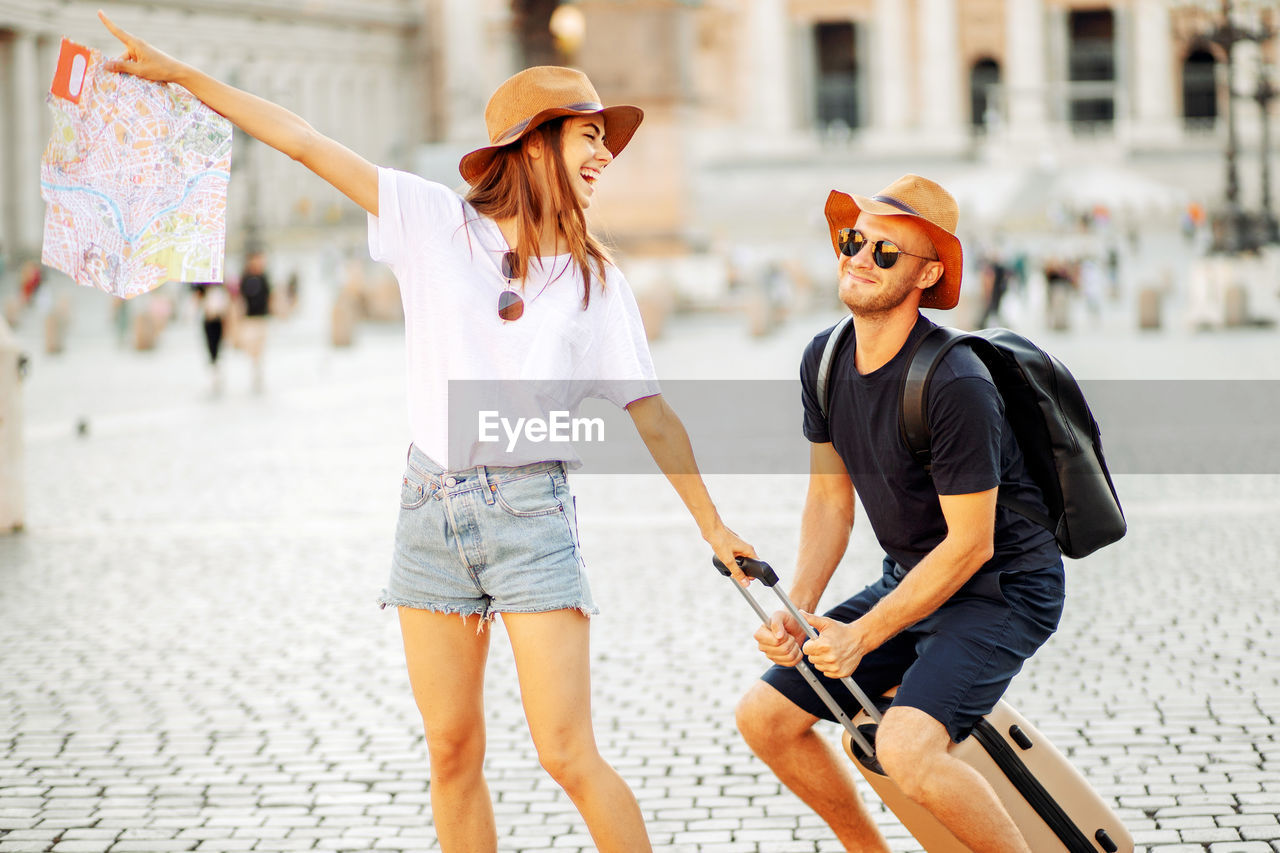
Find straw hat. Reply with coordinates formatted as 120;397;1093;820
458;66;644;184
824;175;964;310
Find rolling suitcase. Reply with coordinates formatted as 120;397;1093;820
715;555;1133;853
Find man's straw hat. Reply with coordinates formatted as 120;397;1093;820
824;175;964;310
459;66;643;184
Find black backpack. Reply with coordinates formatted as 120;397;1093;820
816;317;1126;559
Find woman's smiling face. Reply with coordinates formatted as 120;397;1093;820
558;115;613;210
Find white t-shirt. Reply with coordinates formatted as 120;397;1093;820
368;167;660;470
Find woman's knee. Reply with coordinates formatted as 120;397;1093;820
532;729;598;789
425;721;486;782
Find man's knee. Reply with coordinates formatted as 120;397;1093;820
736;680;809;755
873;707;951;802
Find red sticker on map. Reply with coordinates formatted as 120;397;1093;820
50;38;93;104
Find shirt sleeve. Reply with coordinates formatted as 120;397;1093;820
367;167;460;268
586;268;661;408
926;375;1003;496
800;333;831;444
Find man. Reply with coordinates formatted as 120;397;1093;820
237;251;272;392
735;175;1064;853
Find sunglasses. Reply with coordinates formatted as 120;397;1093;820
838;228;937;269
497;251;524;321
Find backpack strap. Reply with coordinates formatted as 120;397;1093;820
816;314;855;419
899;325;970;469
900;325;1058;533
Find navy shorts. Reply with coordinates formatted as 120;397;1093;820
761;557;1065;742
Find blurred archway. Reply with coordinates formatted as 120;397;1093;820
970;57;1001;134
1182;48;1219;132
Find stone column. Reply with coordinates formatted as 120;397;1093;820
870;0;911;143
1004;0;1050;145
917;0;965;149
742;0;792;144
0;35;15;263
1131;0;1177;145
439;0;494;145
13;32;43;259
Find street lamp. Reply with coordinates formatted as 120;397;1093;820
549;3;586;64
1172;0;1277;252
1253;63;1280;243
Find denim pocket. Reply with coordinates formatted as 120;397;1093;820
492;471;564;517
400;474;430;509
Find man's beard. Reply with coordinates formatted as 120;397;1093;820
839;271;921;317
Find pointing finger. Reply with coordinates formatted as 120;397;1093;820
98;9;133;45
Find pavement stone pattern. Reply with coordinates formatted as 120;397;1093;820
1;293;1278;852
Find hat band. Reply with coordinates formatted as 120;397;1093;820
493;101;605;145
871;195;923;217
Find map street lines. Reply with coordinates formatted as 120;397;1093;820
40;38;233;299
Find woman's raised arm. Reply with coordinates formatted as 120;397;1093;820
98;10;378;216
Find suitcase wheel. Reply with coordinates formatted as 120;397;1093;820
848;723;886;776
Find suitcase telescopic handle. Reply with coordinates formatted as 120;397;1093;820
714;554;781;586
713;556;884;754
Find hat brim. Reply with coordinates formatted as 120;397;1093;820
458;104;644;185
823;190;963;310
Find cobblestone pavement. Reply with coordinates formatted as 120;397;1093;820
1;291;1278;852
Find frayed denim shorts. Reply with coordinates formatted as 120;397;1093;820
379;444;596;621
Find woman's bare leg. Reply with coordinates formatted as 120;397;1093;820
502;610;652;853
398;608;495;852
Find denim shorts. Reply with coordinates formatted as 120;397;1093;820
762;557;1065;742
379;445;596;621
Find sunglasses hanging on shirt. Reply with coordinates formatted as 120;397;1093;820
497;251;525;321
496;250;560;322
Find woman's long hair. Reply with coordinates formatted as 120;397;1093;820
464;117;611;309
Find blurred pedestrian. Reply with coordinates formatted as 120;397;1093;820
1044;257;1077;331
1;245;19;328
237;252;270;392
19;262;42;306
1106;245;1121;301
192;283;229;394
111;296;130;347
1079;256;1107;324
976;253;1010;328
99;14;755;853
1183;202;1206;243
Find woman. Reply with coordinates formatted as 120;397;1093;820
192;282;229;393
99;12;754;852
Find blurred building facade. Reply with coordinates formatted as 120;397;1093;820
418;0;1278;280
2;0;1276;277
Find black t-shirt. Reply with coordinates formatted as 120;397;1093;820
801;313;1058;574
240;273;271;317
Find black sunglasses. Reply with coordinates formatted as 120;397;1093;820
497;251;524;321
838;228;937;269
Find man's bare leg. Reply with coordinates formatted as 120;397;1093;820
876;706;1031;853
736;681;890;852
